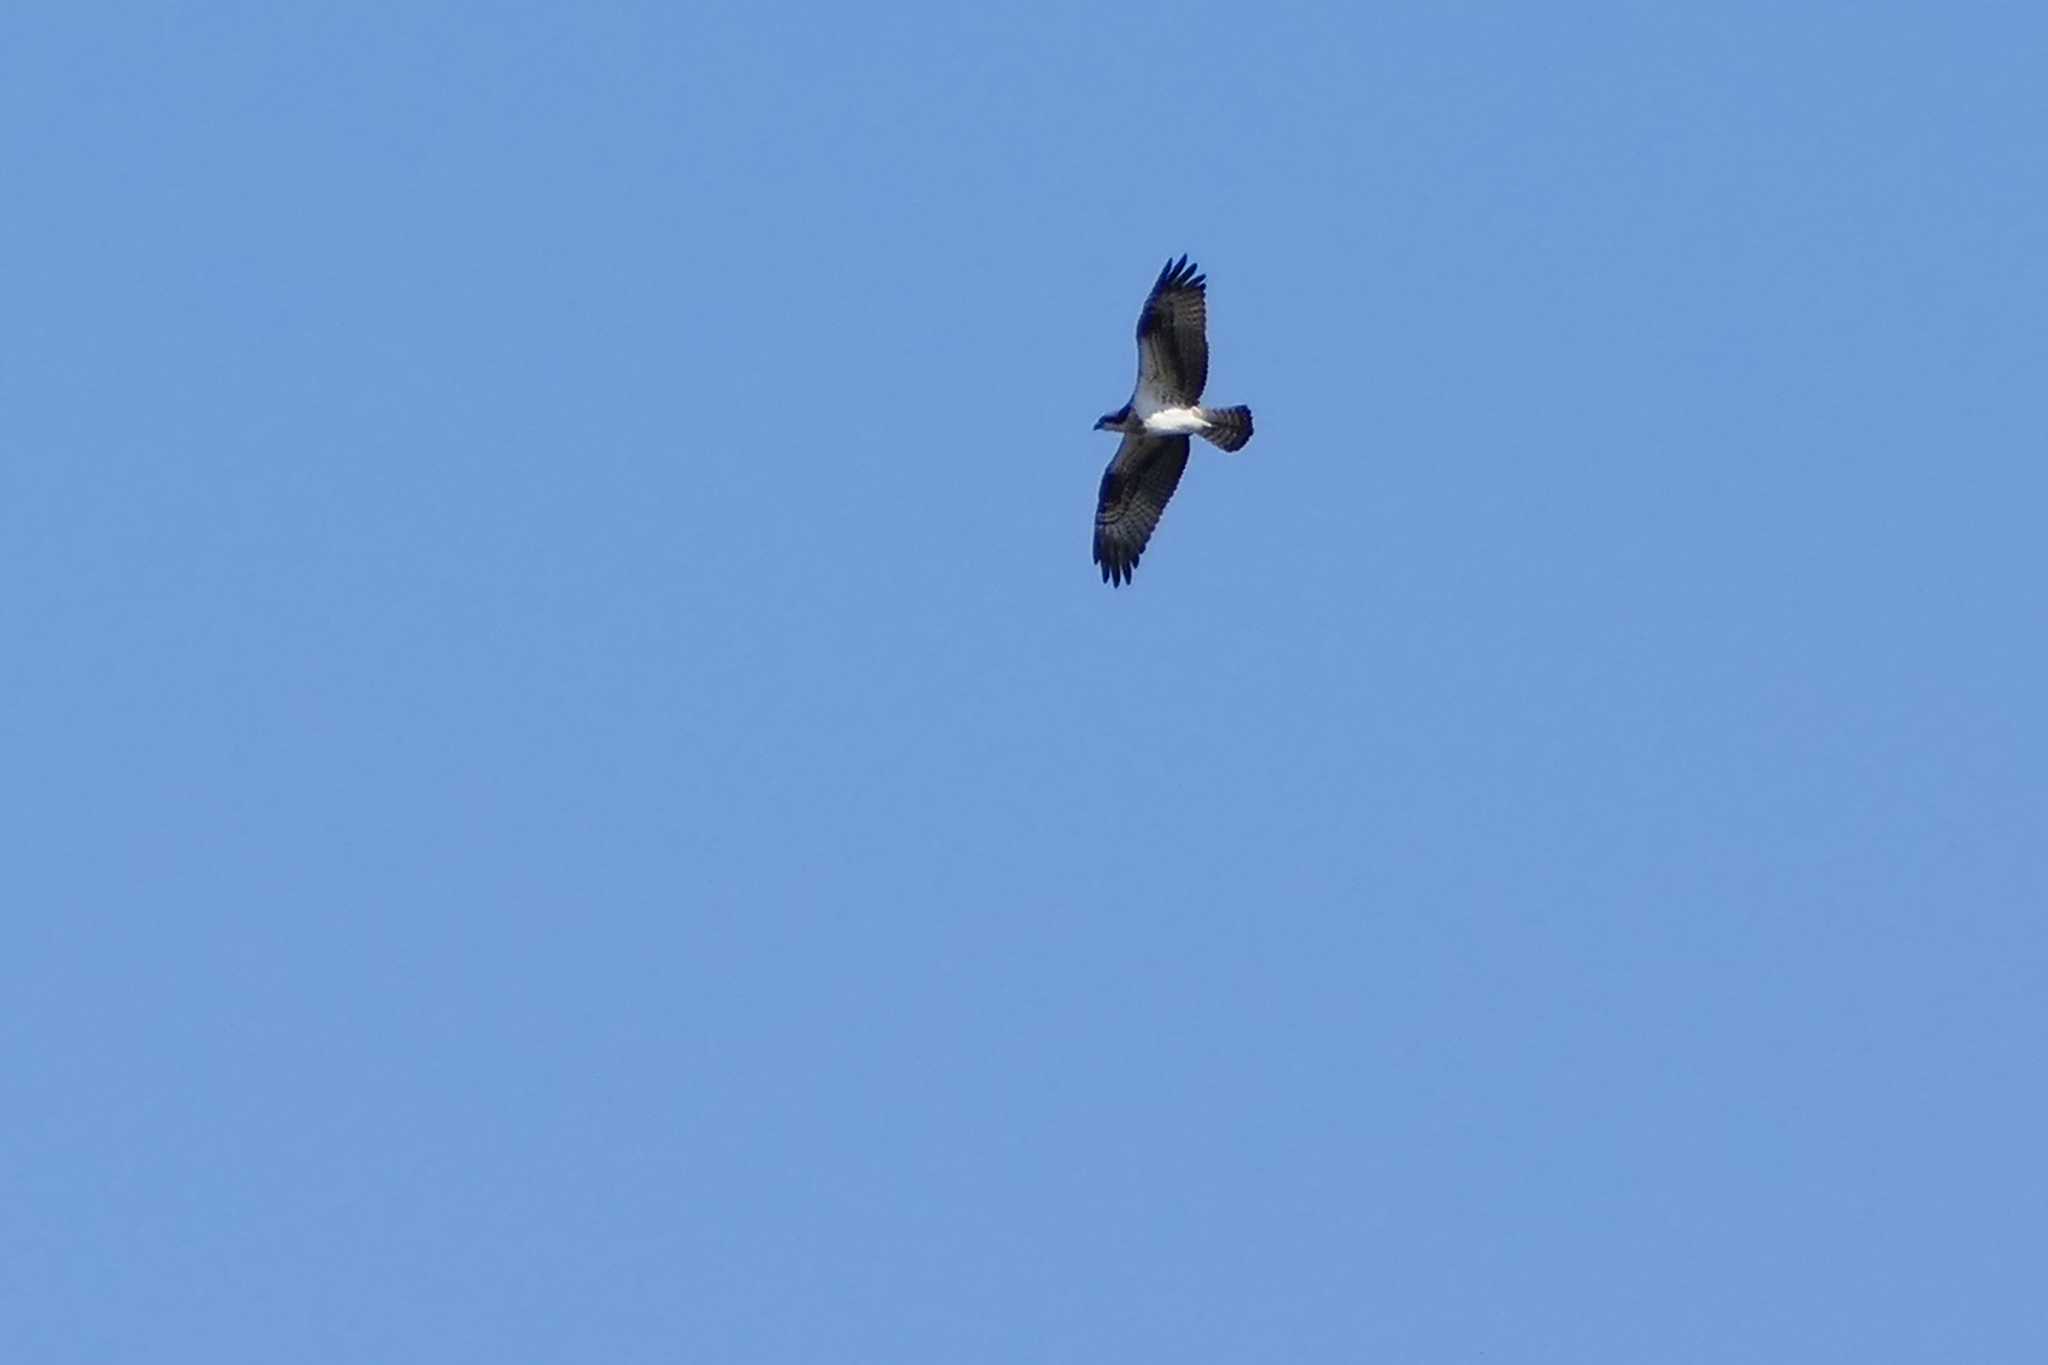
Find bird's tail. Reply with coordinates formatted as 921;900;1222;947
1199;406;1253;452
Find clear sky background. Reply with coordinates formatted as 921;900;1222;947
5;3;2044;1360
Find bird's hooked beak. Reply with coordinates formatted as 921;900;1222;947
1093;413;1116;431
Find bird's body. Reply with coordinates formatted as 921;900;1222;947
1100;402;1214;438
1091;256;1253;586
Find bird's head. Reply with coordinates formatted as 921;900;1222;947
1094;406;1130;432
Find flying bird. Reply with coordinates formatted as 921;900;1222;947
1091;255;1254;586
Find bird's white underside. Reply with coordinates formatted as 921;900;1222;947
1135;403;1210;435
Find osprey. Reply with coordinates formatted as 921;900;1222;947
1091;255;1254;586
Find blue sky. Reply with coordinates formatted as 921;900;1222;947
4;3;2044;1359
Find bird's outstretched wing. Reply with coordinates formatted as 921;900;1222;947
1093;433;1192;586
1134;255;1209;408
